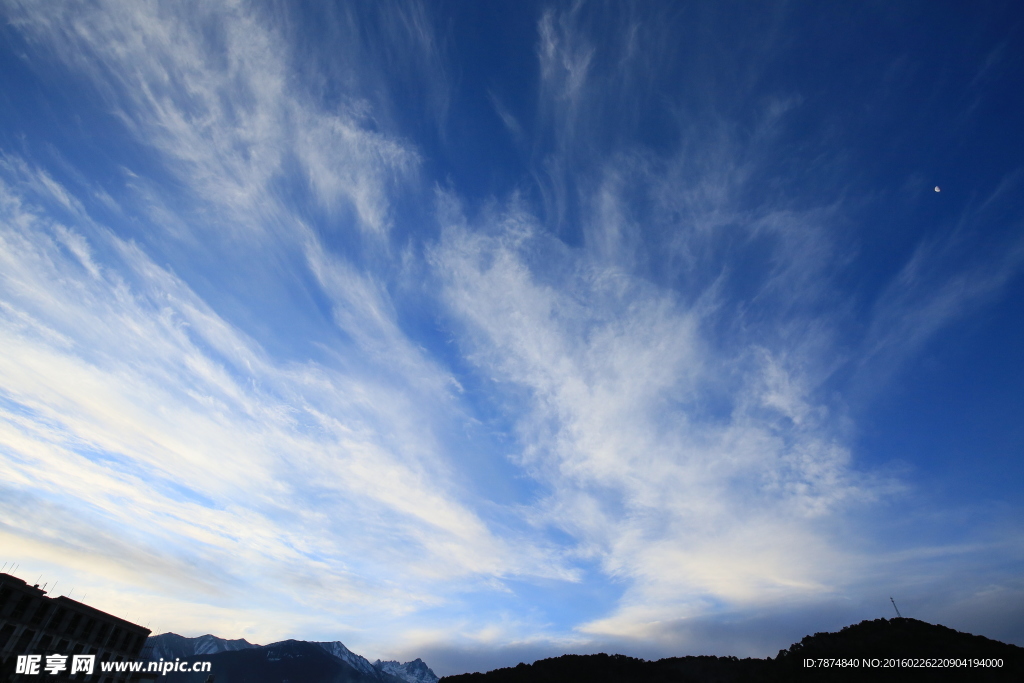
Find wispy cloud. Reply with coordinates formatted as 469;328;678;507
429;190;876;638
6;0;420;237
0;151;567;648
2;0;1023;671
861;173;1024;377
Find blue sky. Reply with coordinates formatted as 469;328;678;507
1;0;1023;675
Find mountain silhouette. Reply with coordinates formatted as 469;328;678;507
147;632;259;660
149;637;437;683
440;618;1023;682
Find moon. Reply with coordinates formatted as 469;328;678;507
934;186;941;192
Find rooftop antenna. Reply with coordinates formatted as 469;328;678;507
890;597;902;619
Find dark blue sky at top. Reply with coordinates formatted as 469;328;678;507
416;0;1024;510
0;0;1022;673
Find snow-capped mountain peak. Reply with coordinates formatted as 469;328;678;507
146;633;439;683
374;657;440;683
193;634;258;655
315;641;377;676
146;633;258;661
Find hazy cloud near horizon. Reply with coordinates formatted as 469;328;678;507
1;0;1023;674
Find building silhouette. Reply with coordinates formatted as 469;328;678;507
0;573;151;683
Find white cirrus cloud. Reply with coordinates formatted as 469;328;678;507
428;188;882;638
0;159;570;647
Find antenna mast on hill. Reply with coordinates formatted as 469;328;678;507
890;597;902;618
